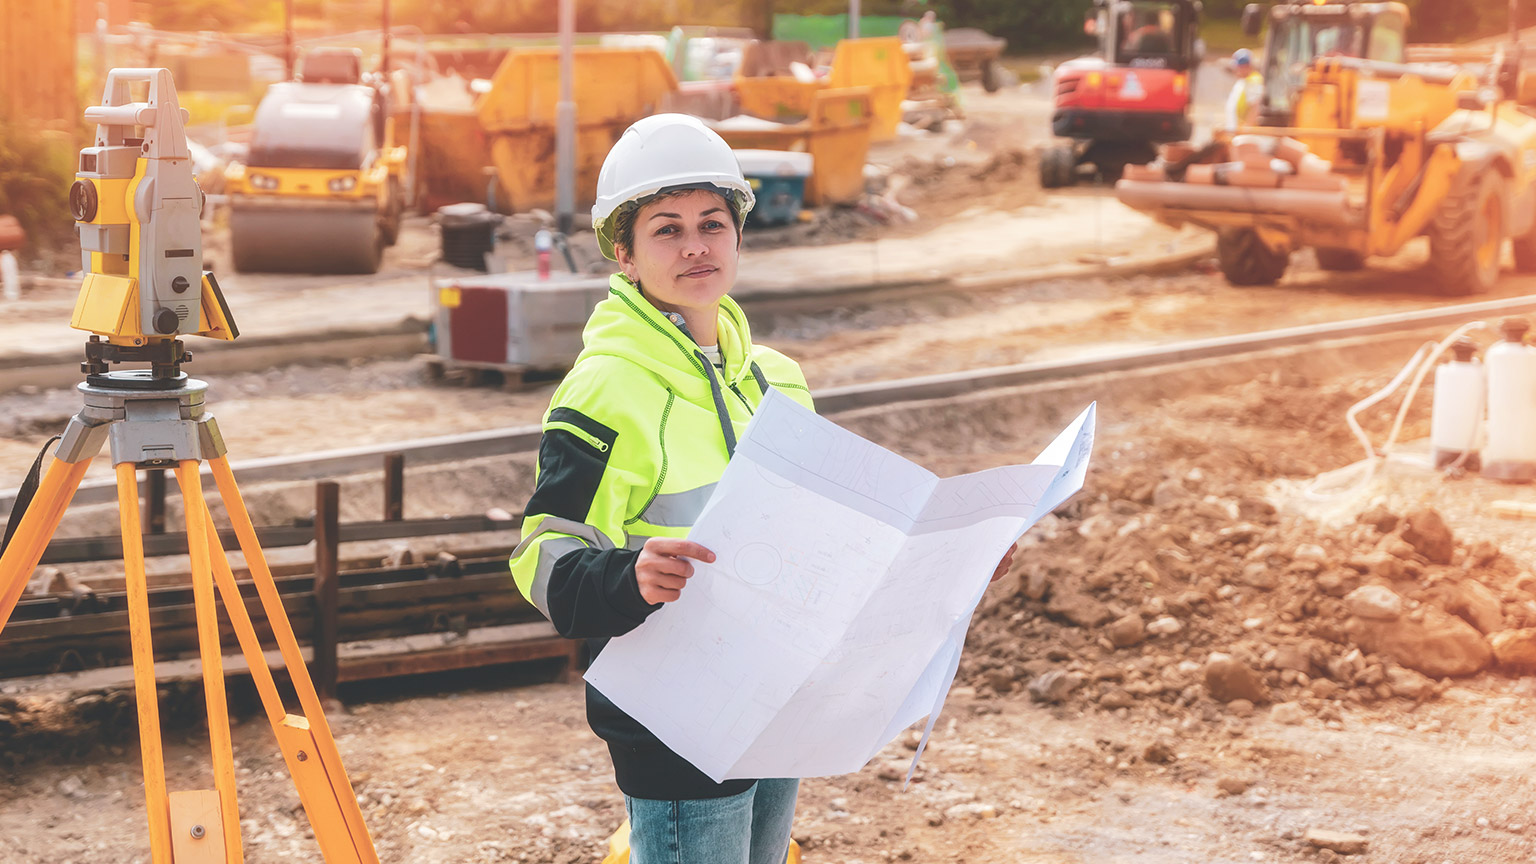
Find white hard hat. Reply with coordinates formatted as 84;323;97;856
592;113;756;261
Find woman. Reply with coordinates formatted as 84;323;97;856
510;114;1015;862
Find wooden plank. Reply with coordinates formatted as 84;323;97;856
334;622;569;682
312;482;340;700
1;622;563;695
334;636;576;682
36;513;519;565
4;643;316;696
11;560;513;624
5;565;526;640
0;598;549;680
0;566;544;679
383;453;404;522
55;543;518;596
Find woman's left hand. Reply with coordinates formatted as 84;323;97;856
990;543;1017;583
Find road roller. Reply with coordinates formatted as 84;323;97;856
225;47;411;274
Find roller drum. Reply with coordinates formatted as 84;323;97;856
229;205;382;275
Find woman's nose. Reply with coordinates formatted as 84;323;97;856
681;235;709;257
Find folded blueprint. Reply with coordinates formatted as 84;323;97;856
585;389;1095;782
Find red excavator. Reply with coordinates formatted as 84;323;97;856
1042;0;1204;187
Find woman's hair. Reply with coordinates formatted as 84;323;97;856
612;187;741;256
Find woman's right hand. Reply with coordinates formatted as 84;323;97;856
636;537;716;605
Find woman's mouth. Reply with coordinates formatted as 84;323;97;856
680;266;717;278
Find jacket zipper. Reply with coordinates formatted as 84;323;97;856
627;390;675;526
543;420;609;452
728;383;755;415
611;288;708;377
611;286;758;455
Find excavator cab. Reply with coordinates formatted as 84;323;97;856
1101;0;1203;71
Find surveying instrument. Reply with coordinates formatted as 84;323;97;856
0;69;379;863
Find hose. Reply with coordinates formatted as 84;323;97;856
1304;321;1488;501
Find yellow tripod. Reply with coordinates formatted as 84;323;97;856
0;372;378;864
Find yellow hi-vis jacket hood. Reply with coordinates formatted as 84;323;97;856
511;273;813;632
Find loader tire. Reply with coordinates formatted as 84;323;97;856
1428;171;1504;295
1216;229;1289;286
1512;207;1536;273
1315;247;1365;271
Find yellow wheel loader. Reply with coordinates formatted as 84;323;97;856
1115;0;1536;295
225;47;413;275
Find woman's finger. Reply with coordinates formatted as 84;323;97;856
644;537;717;563
641;554;694;580
648;573;689;592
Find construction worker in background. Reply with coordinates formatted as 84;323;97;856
1225;48;1263;129
509;113;1016;862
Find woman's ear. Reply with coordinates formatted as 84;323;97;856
614;243;636;280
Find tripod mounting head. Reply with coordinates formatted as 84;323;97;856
69;68;239;382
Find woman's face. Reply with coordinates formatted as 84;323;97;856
616;189;740;318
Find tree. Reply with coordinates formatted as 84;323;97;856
1402;0;1523;42
930;0;1092;51
0;124;76;264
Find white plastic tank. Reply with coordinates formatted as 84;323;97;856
1483;318;1536;482
1430;338;1483;471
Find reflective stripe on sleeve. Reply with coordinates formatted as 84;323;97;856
512;516;617;618
634;482;717;528
529;536;586;618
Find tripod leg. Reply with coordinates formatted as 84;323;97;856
199;502;367;864
174;461;244;864
0;458;92;633
115;463;174;864
207;456;378;864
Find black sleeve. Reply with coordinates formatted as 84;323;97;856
524;407;658;639
545;547;661;639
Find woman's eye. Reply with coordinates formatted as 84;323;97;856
655;225;677;236
703;220;725;230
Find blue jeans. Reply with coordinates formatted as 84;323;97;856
624;778;799;864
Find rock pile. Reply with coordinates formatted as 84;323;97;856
966;476;1536;721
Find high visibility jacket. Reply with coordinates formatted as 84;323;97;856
1225;71;1263;129
510;273;813;800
